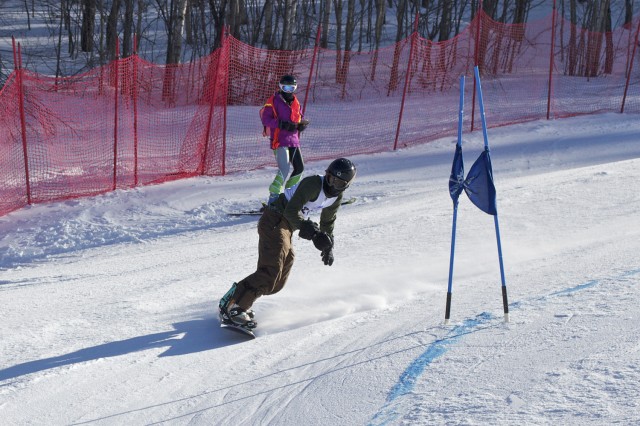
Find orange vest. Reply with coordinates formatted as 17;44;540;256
260;95;301;149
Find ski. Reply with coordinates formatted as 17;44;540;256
228;197;357;216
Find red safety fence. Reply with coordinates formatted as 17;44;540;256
1;10;640;216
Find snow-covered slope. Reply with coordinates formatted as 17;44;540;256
1;113;640;425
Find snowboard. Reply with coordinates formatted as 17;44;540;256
220;322;256;339
219;310;256;338
229;197;357;216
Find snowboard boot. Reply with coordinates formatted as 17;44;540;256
219;283;257;328
220;304;257;329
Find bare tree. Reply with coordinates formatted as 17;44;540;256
388;0;407;94
56;0;65;78
185;0;213;56
166;0;188;64
339;0;356;90
262;0;275;48
334;0;344;79
374;0;385;48
106;0;121;60
344;0;356;52
513;0;532;24
98;0;106;65
624;0;633;29
321;0;332;48
438;0;452;41
567;0;579;76
482;0;497;19
62;0;75;57
136;0;145;52
370;0;386;80
122;0;134;57
585;0;612;76
227;0;248;40
358;0;366;51
81;0;96;52
209;0;229;49
281;0;298;50
23;0;32;30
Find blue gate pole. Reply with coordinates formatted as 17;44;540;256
473;66;510;322
445;75;465;325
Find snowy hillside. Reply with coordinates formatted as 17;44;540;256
1;112;640;424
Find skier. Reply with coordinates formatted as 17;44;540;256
260;74;310;206
219;158;357;330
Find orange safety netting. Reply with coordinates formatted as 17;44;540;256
1;10;639;216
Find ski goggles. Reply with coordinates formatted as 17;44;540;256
327;173;350;190
279;83;297;93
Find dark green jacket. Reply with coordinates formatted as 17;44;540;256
272;175;342;236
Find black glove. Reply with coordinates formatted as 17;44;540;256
298;220;319;240
297;119;310;132
278;120;298;132
312;231;333;252
321;248;334;266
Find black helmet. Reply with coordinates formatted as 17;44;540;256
323;158;356;197
279;75;297;93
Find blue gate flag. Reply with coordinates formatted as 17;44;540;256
463;148;497;215
446;67;509;324
449;144;465;204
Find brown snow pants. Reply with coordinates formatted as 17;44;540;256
233;208;295;310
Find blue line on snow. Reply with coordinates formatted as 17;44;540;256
369;311;494;425
370;268;640;425
387;311;493;402
549;280;599;296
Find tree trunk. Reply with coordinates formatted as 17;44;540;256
482;0;497;20
63;0;75;57
262;0;274;48
106;0;121;60
281;0;298;50
209;0;228;50
185;0;193;45
603;1;613;74
568;0;578;76
395;0;406;43
370;0;385;81
122;0;134;58
438;0;451;42
340;0;356;91
81;0;96;53
98;0;105;65
624;0;633;29
344;0;356;52
585;0;610;77
56;0;64;79
227;0;247;39
136;0;144;52
358;0;366;52
388;0;406;94
374;0;385;48
167;0;188;64
321;0;332;48
334;0;344;81
513;0;530;24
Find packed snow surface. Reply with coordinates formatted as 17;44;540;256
1;113;640;425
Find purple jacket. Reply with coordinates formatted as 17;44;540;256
260;92;304;148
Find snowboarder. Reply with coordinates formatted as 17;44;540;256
260;74;310;206
219;158;357;330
